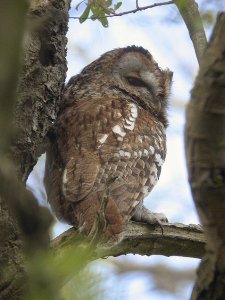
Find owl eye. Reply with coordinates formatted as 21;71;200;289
126;76;146;88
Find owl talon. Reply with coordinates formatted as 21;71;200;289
154;219;164;235
131;205;168;235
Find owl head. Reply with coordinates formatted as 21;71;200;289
66;46;173;126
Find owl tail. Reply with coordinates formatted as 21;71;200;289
73;191;125;243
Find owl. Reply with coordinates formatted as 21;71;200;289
44;46;173;243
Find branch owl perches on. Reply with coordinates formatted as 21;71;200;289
44;46;173;243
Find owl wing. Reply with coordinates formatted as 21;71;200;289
95;101;166;222
59;97;141;204
62;152;100;202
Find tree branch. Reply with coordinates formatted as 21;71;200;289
52;222;205;261
185;12;225;299
70;1;174;20
175;0;207;64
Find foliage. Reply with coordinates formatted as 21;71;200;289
76;0;122;27
24;242;100;300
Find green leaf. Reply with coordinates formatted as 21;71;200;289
90;5;100;20
90;4;100;15
79;5;91;23
114;1;122;10
99;16;109;27
105;0;113;7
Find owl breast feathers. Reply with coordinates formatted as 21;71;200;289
44;46;173;242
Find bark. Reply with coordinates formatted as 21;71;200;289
185;13;225;300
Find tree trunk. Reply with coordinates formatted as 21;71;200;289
185;13;225;300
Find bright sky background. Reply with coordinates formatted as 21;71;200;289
27;1;225;299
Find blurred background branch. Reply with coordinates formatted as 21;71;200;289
110;259;196;297
175;0;207;63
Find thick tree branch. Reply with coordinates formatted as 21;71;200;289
185;12;225;300
175;0;207;64
52;222;205;261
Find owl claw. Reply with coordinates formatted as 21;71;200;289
131;205;168;235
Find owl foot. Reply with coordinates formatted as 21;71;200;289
131;205;168;235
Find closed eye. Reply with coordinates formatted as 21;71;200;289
126;76;146;88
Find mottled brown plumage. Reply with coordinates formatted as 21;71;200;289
44;46;173;242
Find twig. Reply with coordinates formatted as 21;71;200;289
136;0;139;9
175;0;207;64
70;1;174;20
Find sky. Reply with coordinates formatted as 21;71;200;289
27;1;225;299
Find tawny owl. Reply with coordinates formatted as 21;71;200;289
44;46;173;242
